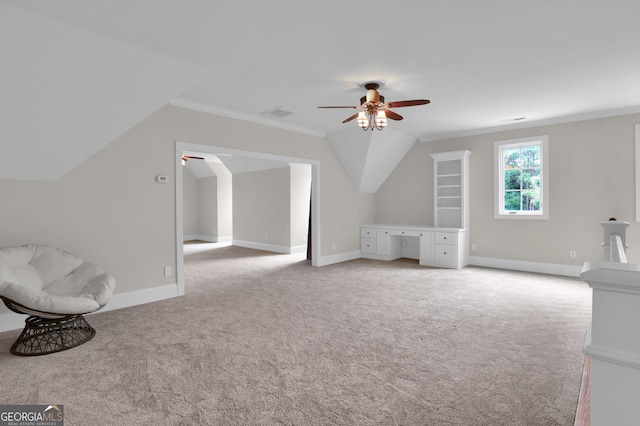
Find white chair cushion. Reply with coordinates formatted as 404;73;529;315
0;283;100;314
31;245;84;287
0;244;116;315
46;261;104;296
10;264;43;291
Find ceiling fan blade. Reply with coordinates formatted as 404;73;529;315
183;155;205;160
386;99;430;108
318;106;360;109
342;112;360;123
384;110;403;121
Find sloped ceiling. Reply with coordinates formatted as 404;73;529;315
0;3;208;181
327;128;417;193
183;151;289;179
3;1;640;186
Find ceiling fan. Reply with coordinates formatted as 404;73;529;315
318;82;430;131
182;155;204;165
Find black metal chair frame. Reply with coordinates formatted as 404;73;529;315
1;296;97;356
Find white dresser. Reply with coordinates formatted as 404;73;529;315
360;224;469;269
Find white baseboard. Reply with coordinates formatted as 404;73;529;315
290;244;308;254
469;256;582;277
0;283;179;333
318;250;362;266
0;313;25;333
98;283;178;313
184;235;232;243
233;240;301;254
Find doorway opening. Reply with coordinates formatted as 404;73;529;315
175;141;320;296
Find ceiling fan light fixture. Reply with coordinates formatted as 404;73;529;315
375;110;388;129
357;111;370;129
318;82;429;132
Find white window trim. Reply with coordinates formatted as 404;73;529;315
494;135;549;220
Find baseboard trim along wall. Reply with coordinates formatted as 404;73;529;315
469;256;582;277
0;283;178;333
318;250;362;267
233;240;307;254
99;283;178;313
184;235;232;243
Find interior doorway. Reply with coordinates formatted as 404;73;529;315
175;141;321;296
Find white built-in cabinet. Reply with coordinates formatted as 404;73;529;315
360;225;469;269
432;150;471;229
360;150;471;269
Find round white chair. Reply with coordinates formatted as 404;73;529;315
0;244;115;356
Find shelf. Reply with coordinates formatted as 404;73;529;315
432;150;471;229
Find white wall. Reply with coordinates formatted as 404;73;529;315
290;163;312;249
0;104;374;319
196;176;218;239
376;112;640;268
182;166;199;236
211;163;233;239
233;167;291;248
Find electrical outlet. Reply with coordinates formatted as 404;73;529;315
569;251;576;259
402;239;407;247
471;244;476;251
332;242;336;250
164;266;172;277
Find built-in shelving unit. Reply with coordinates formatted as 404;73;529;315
431;150;471;229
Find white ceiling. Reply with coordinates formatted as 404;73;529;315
3;1;640;181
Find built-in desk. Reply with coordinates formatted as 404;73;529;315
360;224;469;269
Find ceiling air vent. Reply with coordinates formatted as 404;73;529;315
261;106;296;118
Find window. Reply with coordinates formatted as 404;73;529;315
494;135;549;219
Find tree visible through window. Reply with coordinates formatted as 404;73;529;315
503;144;541;211
494;135;548;219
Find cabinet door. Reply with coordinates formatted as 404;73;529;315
435;231;456;245
435;244;456;263
419;231;435;261
376;229;389;255
361;238;377;254
361;227;376;238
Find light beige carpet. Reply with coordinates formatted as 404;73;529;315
0;245;592;425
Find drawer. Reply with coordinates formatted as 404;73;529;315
435;231;456;244
361;227;377;238
361;238;377;254
389;229;421;237
435;243;456;263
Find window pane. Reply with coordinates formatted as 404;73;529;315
504;169;521;190
524;168;540;189
522;189;540;211
503;148;520;169
494;135;547;219
521;145;540;168
504;191;521;210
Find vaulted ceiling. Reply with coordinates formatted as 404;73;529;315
3;1;640;184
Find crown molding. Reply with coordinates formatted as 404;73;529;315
419;105;640;143
169;98;326;138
